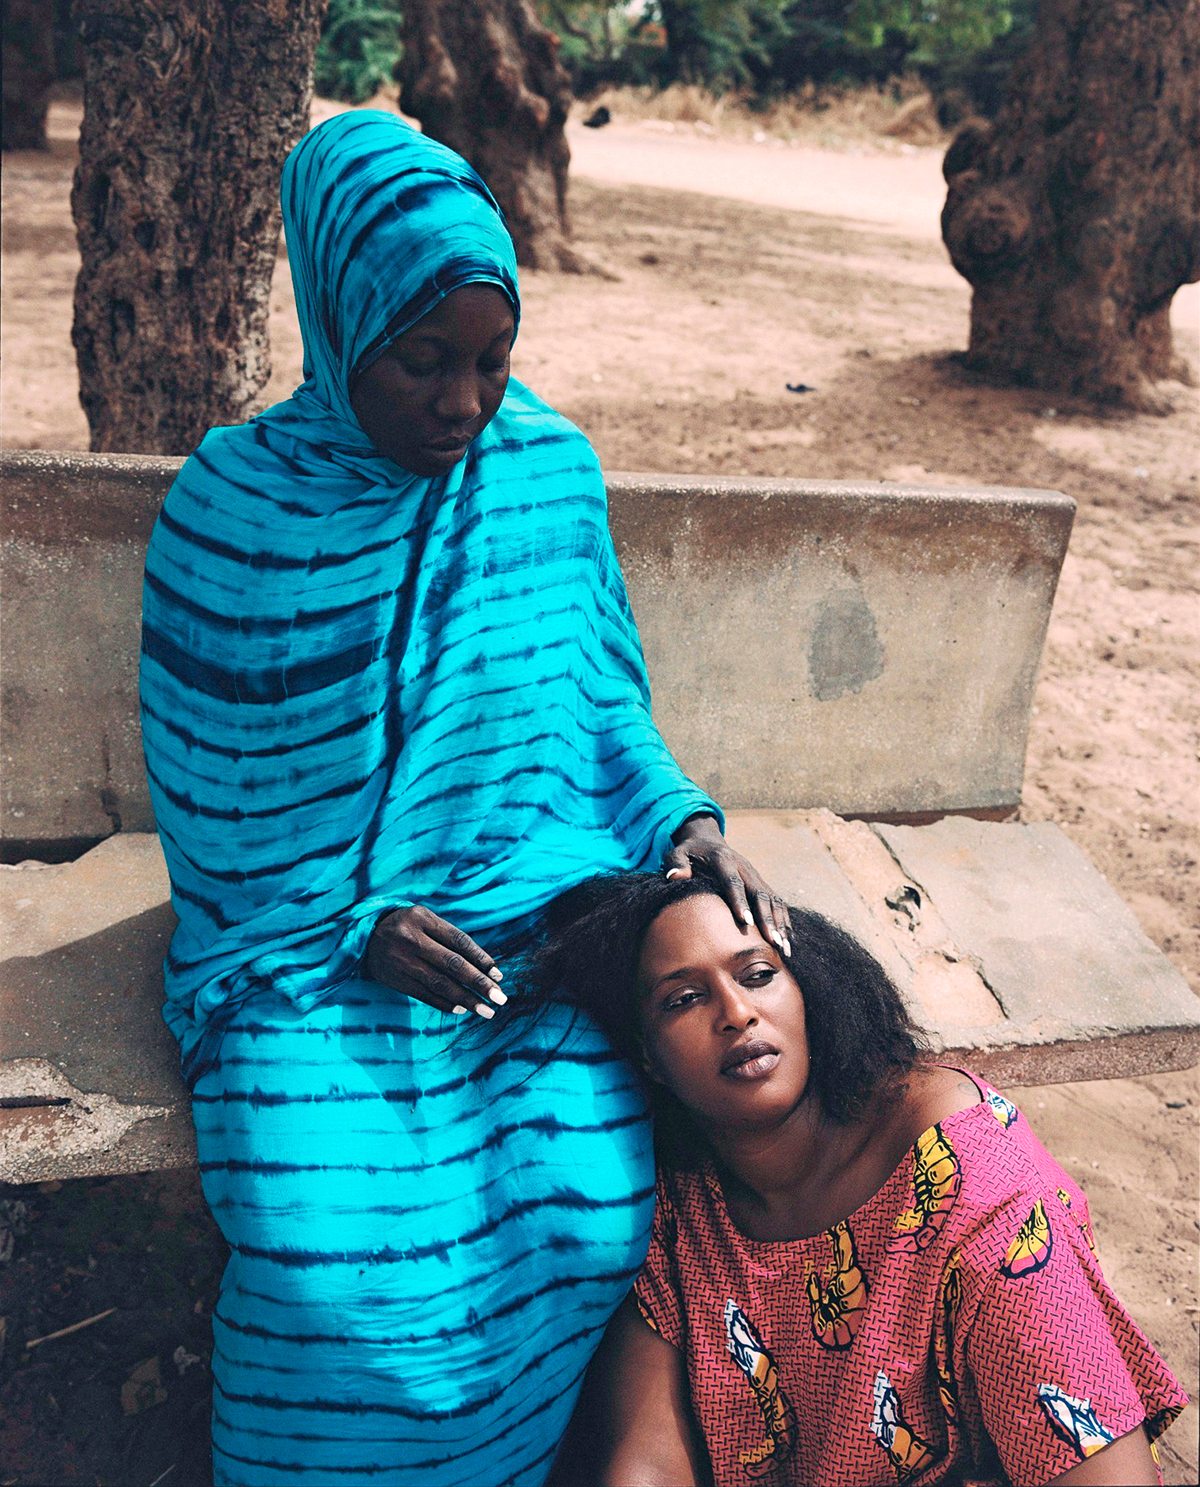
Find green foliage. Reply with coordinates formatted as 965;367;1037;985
656;0;793;88
313;0;404;105
542;1;639;67
541;1;662;88
544;0;1027;94
846;0;1014;65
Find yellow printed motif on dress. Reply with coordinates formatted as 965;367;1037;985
1000;1199;1054;1279
724;1299;796;1476
934;1251;963;1421
894;1124;962;1251
871;1370;938;1482
807;1219;869;1349
1056;1187;1097;1255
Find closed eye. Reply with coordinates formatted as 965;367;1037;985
742;965;778;987
662;987;705;1013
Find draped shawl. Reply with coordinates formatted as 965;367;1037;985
140;110;719;1082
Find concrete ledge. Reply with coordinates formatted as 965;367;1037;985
610;473;1075;814
2;451;178;844
1;835;191;1183
725;812;1200;1087
2;451;1075;843
3;819;1194;1183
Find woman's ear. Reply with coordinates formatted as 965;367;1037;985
637;1035;664;1086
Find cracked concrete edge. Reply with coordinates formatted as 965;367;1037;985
728;807;1008;1034
801;808;1006;1029
724;809;1200;1085
948;1027;1200;1089
0;1057;194;1184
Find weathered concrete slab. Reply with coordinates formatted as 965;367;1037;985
2;451;1074;847
610;472;1074;813
2;450;175;845
4;819;1195;1181
0;1059;195;1184
0;835;191;1183
730;811;1199;1086
873;816;1200;1084
727;810;1007;1034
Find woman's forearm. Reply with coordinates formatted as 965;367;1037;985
670;811;723;845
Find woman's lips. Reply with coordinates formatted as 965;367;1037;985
720;1040;780;1081
423;433;473;453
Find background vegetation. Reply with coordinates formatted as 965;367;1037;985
312;0;1037;117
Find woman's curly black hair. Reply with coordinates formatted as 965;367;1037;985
527;866;926;1168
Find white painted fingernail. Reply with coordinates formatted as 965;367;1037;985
451;1005;467;1015
489;968;504;982
476;1004;495;1020
666;869;683;880
783;939;792;957
488;988;508;1006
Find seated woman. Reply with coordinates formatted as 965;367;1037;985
531;867;1188;1487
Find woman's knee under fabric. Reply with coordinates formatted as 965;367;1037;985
193;986;654;1486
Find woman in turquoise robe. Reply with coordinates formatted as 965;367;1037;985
139;110;785;1485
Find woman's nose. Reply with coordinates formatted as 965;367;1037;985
717;981;757;1032
434;371;481;424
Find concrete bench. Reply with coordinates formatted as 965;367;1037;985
3;453;1078;843
2;450;1197;1184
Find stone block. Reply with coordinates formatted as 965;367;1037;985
873;816;1200;1084
610;472;1074;814
0;834;190;1183
1;450;174;846
2;452;1075;848
4;819;1195;1181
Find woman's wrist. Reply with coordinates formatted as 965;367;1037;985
670;812;722;846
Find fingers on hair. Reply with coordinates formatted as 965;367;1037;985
530;868;925;1131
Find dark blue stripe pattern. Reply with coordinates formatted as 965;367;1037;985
138;111;720;1485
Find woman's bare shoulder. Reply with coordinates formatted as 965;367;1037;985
903;1064;983;1132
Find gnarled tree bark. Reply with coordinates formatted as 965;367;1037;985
941;0;1200;413
397;0;586;271
71;1;325;455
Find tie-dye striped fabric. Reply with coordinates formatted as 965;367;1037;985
139;111;719;1484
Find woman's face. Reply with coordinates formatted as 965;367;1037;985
636;894;811;1134
350;284;515;476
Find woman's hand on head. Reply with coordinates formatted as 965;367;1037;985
365;905;506;1021
663;814;792;957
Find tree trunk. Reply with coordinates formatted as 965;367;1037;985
941;0;1200;413
397;0;584;272
3;0;56;150
71;1;325;455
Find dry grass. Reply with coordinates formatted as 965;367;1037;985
572;78;950;151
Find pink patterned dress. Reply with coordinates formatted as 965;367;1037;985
634;1072;1188;1486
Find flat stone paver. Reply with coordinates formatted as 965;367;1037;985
874;816;1200;1082
3;820;1197;1182
1;837;190;1182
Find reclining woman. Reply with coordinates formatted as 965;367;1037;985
533;868;1188;1487
139;112;788;1485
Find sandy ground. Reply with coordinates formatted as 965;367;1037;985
1;99;1197;1483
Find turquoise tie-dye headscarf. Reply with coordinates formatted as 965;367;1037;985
140;110;720;1081
277;110;519;460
